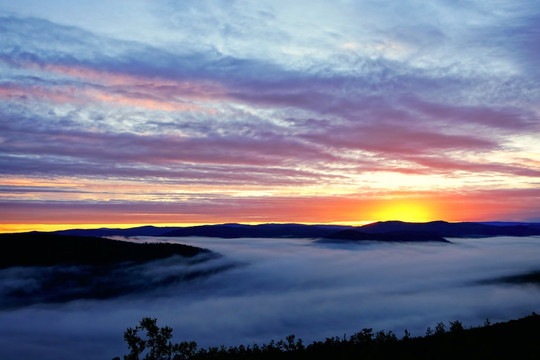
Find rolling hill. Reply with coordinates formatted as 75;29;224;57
48;221;540;241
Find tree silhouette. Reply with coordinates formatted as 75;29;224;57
403;329;411;340
112;317;197;360
449;320;464;333
435;322;446;335
113;313;540;360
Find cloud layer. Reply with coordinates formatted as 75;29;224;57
1;236;540;360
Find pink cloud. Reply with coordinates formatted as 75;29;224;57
304;122;497;156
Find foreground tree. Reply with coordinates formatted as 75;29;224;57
114;313;540;360
113;317;197;360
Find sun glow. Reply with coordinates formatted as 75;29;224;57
372;200;436;222
0;222;228;234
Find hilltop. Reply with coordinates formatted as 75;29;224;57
0;232;226;308
49;221;540;242
0;232;211;268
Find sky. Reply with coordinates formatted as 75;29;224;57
1;235;540;360
1;0;540;231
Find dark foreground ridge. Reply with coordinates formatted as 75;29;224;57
0;232;210;268
0;233;226;308
51;221;540;241
113;313;540;360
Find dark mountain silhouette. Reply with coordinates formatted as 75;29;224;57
480;221;540;230
358;220;540;237
0;232;211;268
323;229;449;243
159;223;348;238
0;233;230;308
48;221;540;240
54;225;181;237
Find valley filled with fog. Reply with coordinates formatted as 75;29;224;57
1;236;540;360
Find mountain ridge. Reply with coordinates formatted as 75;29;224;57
0;232;212;268
45;221;540;241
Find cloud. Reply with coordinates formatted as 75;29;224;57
1;188;540;228
1;236;540;360
403;155;540;178
0;125;307;167
304;122;499;155
0;4;539;223
401;95;539;131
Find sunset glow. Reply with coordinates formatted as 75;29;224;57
1;1;540;232
372;200;436;223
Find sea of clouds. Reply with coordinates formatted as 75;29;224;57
1;236;540;360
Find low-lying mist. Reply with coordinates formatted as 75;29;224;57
1;236;540;360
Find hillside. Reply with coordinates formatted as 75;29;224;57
0;233;227;308
359;220;540;237
54;225;182;237
159;223;346;238
49;221;540;240
113;313;540;360
0;232;211;268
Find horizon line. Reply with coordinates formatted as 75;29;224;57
2;219;537;234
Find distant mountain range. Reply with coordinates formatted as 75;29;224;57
54;225;183;237
357;221;540;237
51;221;540;242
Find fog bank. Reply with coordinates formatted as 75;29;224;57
1;236;540;360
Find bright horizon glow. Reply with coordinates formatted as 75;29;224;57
1;190;537;233
370;200;438;223
0;220;378;234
